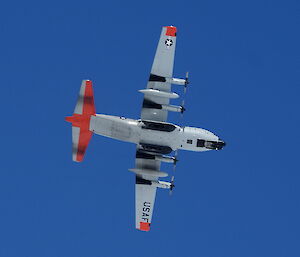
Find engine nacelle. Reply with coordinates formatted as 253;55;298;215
151;180;172;189
136;150;177;164
142;99;185;113
149;73;188;86
165;77;187;86
161;104;185;113
155;155;177;164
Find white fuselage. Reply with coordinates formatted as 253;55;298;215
90;114;223;152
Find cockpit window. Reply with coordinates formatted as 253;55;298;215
197;139;205;147
187;139;193;144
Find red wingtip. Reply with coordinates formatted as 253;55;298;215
139;222;150;231
165;26;177;37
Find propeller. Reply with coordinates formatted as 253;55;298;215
169;150;178;196
184;71;189;88
169;175;175;195
180;72;189;116
173;150;179;172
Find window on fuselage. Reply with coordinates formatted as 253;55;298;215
197;139;205;147
187;139;193;144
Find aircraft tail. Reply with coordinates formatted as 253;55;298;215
65;80;96;162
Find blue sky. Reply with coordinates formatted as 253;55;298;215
0;0;299;256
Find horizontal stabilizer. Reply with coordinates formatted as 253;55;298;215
65;80;96;162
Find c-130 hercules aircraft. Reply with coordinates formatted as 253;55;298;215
66;26;226;231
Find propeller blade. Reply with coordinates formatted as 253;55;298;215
181;99;185;108
169;175;175;196
185;71;189;88
180;71;189;118
185;71;189;83
173;150;178;171
174;149;178;159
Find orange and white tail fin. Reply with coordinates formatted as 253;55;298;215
65;80;96;162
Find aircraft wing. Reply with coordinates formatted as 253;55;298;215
135;26;177;231
135;149;161;231
141;26;177;122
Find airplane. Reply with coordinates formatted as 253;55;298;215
65;26;226;232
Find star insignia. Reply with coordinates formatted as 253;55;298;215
165;39;173;47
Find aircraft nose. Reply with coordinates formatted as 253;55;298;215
217;140;226;150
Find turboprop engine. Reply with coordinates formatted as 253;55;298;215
149;74;189;86
135;177;175;191
136;150;177;164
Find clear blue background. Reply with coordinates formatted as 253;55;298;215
1;0;299;256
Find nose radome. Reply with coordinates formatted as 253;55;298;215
217;140;226;150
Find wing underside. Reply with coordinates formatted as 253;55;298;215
135;26;177;231
135;149;160;231
141;26;177;122
135;175;157;231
